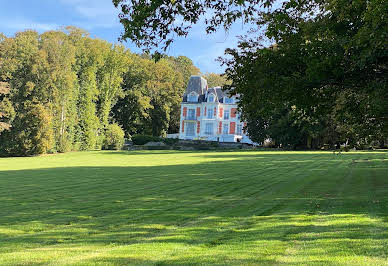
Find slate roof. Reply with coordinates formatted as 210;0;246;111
184;76;207;95
182;76;235;104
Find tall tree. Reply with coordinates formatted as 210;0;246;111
0;31;55;155
112;54;153;137
143;58;184;136
40;31;78;152
96;43;128;129
66;27;104;150
166;56;200;84
112;55;185;136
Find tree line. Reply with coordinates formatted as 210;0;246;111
0;27;222;156
114;0;387;149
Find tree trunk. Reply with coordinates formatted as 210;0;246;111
307;136;312;149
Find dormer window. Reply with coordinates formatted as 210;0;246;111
224;97;234;104
208;94;215;102
188;92;198;102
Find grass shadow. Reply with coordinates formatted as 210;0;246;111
0;151;387;264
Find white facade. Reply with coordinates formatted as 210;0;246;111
178;76;250;143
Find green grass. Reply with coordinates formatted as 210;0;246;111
0;150;387;265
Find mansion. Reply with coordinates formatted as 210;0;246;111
179;76;252;143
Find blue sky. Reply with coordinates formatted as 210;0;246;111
0;0;252;73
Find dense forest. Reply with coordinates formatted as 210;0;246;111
0;27;229;156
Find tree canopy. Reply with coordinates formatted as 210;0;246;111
113;0;270;51
203;73;231;88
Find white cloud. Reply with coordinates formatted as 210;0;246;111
0;0;121;35
0;17;59;32
60;0;119;21
75;5;118;19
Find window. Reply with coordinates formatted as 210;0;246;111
237;124;243;135
224;97;234;104
224;110;230;120
205;123;213;135
207;109;213;119
188;92;198;102
223;124;229;134
208;94;214;102
186;123;195;136
187;109;196;120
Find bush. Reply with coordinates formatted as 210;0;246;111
146;146;171;150
162;137;179;146
57;134;73;153
102;124;125;150
132;135;181;146
131;134;161;145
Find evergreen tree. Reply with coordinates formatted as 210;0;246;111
67;27;103;150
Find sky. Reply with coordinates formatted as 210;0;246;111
0;0;252;73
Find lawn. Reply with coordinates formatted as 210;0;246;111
0;150;387;265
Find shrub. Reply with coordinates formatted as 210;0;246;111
131;134;161;145
146;146;171;150
132;135;181;146
162;138;179;146
103;124;125;150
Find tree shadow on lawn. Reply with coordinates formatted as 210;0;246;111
200;151;388;159
101;149;388;156
100;150;200;156
99;149;260;157
0;153;387;264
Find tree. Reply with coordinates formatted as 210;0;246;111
203;73;231;88
0;102;54;156
166;56;200;84
19;103;54;155
0;82;15;134
222;0;388;147
143;59;184;136
0;35;15;134
113;0;269;51
96;43;128;129
66;27;104;150
39;31;78;152
111;54;153;137
112;56;185;137
0;30;55;155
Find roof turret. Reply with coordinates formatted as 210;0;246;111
184;76;208;96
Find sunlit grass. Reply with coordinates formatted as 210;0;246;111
0;150;387;265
